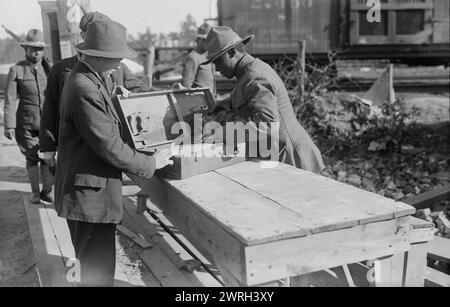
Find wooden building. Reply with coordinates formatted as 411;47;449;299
38;0;91;62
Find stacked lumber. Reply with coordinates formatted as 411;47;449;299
411;188;450;287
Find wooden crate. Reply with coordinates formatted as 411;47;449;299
115;88;245;180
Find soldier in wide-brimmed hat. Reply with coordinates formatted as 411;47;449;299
3;29;53;204
180;22;216;94
201;26;324;173
55;18;174;287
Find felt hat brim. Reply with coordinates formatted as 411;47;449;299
75;42;137;59
201;34;254;65
20;42;49;48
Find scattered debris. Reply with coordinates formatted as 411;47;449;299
180;259;202;273
416;207;450;238
416;209;433;223
117;225;153;249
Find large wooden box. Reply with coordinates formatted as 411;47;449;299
115;88;245;180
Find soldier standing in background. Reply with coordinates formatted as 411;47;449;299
3;29;53;204
180;23;216;95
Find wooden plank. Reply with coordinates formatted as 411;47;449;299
23;197;72;287
405;184;450;210
404;243;429;287
132;178;248;285
373;253;405;287
117;225;153;249
290;270;340;287
122;205;193;287
114;229;161;287
216;162;415;234
342;265;356;287
428;236;450;264
122;197;222;287
407;216;436;244
425;267;450;287
137;248;194;287
122;185;143;197
42;204;75;261
136;172;314;246
244;218;411;286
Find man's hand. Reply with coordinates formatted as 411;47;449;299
202;114;217;127
153;149;175;170
3;128;15;140
116;86;131;98
43;151;57;168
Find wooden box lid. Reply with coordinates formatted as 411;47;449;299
114;88;215;151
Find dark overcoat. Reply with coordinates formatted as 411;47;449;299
40;56;151;153
55;61;156;224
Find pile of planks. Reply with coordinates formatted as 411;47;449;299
408;185;450;287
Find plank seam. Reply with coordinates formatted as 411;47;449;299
41;203;74;287
159;177;256;244
213;170;318;235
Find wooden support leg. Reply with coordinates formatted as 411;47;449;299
403;242;429;287
256;278;290;287
372;253;406;287
290;270;340;287
137;196;147;215
342;265;356;287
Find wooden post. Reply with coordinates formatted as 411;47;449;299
297;40;306;102
403;243;429;287
372;253;406;287
145;46;155;88
388;64;395;103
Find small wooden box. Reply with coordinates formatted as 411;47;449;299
115;88;245;180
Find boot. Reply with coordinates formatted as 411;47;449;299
40;163;54;203
27;165;41;204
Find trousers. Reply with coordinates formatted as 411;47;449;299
66;220;116;287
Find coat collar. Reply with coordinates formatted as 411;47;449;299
234;53;256;80
21;58;43;72
73;61;121;123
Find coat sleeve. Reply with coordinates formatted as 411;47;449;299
71;88;156;179
39;66;60;152
181;55;197;89
213;78;281;149
4;66;18;129
215;78;279;125
121;63;151;93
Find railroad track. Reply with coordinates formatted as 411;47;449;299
335;77;450;93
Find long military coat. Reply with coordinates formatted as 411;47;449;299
218;54;324;173
4;59;50;130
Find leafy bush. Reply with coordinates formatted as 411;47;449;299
271;54;420;158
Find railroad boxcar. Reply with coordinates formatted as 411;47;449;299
217;0;450;63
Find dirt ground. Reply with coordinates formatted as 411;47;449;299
0;123;40;286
